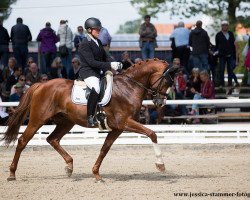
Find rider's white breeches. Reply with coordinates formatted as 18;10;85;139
84;76;100;94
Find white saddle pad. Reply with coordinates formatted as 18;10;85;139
71;71;113;106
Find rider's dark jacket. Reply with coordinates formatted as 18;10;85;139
78;34;111;80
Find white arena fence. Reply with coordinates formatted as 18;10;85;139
0;99;250;145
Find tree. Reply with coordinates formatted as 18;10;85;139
116;19;142;34
131;0;250;27
0;0;18;21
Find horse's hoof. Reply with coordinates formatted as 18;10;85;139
7;176;16;181
95;179;105;183
65;166;73;177
155;163;166;172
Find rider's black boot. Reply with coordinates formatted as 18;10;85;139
87;88;99;127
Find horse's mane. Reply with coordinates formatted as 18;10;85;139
119;58;167;78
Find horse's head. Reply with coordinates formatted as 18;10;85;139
148;59;181;107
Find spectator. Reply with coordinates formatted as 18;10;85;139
6;66;22;93
189;70;215;123
57;20;73;76
39;74;49;83
50;57;67;79
10;17;32;70
37;22;59;74
98;27;112;56
244;36;250;85
139;15;157;60
134;57;142;64
0;96;9;125
0;19;10;69
170;21;190;73
10;74;29;95
189;20;210;71
215;20;239;87
9;82;24;113
68;57;80;80
185;68;201;99
26;62;41;85
208;43;219;85
2;57;16;82
73;26;85;56
121;51;134;70
24;56;34;75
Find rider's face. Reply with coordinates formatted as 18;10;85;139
90;28;101;39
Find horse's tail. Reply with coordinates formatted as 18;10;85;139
1;83;41;146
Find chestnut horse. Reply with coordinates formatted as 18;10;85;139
2;58;176;182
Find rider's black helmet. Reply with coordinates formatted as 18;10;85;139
84;18;102;30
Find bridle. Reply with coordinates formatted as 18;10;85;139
124;68;174;98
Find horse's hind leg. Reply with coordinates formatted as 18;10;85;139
46;121;74;177
124;118;165;172
8;123;42;181
92;129;122;182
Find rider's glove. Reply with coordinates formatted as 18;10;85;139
111;62;123;70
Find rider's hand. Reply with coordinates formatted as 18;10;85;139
111;62;123;70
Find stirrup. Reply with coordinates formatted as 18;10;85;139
87;115;98;127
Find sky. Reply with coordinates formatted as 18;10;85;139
2;0;201;38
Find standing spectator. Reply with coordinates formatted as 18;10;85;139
68;57;80;80
0;19;10;69
139;15;157;60
215;20;239;87
244;36;250;85
170;21;190;73
189;20;210;71
57;20;73;77
26;62;41;85
10;17;32;70
73;26;85;56
98;27;112;56
121;51;134;70
37;22;59;74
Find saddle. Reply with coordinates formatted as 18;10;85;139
71;71;113;106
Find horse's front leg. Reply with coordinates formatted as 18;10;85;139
92;129;122;182
124;118;165;172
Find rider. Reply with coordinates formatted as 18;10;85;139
78;17;122;127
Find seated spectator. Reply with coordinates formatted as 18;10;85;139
134;57;142;64
0;96;9;125
10;75;30;95
6;66;22;93
39;74;49;83
2;57;16;82
50;57;67;79
189;70;215;123
68;57;80;80
185;68;201;99
121;51;134;70
24;57;34;75
9;82;24;113
26;62;41;85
